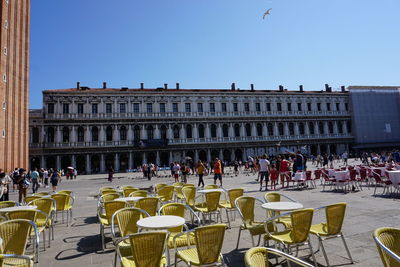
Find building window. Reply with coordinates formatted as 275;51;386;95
106;103;112;114
147;125;154;140
307;103;312;111
317;103;321;111
47;127;54;142
221;103;227;112
120;126;127;141
92;103;98;114
234;124;240;137
92;126;99;142
245;123;251;137
288;123;294;135
299;122;305;135
198;124;205;138
256;123;263;136
277;103;282;111
336;103;340;111
186;125;192;138
62;127;69;142
210;124;217;137
106;126;113;141
318;122;324;134
133;103;140;113
133;125;140;140
77;127;85;142
266;103;271;111
77;103;84;114
255;103;261;112
345;103;349;111
159;103;166;113
287;103;292;112
173;125;180;139
48;103;54;114
244;103;250;112
197;103;203;112
297;103;302;111
278;123;284;135
327;103;331;111
63;103;69;114
346;121;352;133
328;122;334;134
338;122;343;134
120;103;126;113
146;103;153;113
267;123;273;136
160;125;167;139
185;103;191;113
308;122;315;135
172;103;179;113
233;103;238;112
222;124;229;137
209;103;215;112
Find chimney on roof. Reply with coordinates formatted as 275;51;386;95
250;84;254;91
176;83;180;90
279;85;284;92
341;85;346;92
121;87;128;91
325;83;332;92
76;82;80;90
299;85;304;92
164;84;168;90
103;82;107;89
231;83;236;90
140;83;144;90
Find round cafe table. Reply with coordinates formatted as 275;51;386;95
261;202;303;212
197;189;225;194
0;205;37;212
115;197;143;202
137;215;185;230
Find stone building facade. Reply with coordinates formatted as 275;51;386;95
29;83;353;173
0;0;30;172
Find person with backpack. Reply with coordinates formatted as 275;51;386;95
15;168;29;204
50;169;60;192
30;168;39;193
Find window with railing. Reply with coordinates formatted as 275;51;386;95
173;103;179;113
92;103;98;114
209;103;215;112
120;103;126;113
106;103;112;114
133;103;140;113
221;103;227;112
255;103;261;112
185;103;191;113
77;103;84;114
197;103;203;112
159;103;166;113
77;127;84;142
63;103;69;114
146;103;153;113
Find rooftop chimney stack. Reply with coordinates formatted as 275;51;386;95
76;82;80;90
325;83;332;92
140;83;144;90
299;85;304;92
176;83;180;90
250;84;254;91
164;84;168;90
103;82;107;89
341;85;346;92
279;85;284;91
231;83;236;90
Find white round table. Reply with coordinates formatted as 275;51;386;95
0;205;38;212
334;171;349;181
261;202;303;212
137;215;185;230
293;172;305;181
197;189;225;194
115;197;143;202
387;170;400;185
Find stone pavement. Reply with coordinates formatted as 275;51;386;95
6;158;397;266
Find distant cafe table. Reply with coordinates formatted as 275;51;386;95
334;171;349;181
115;197;143;206
137;215;185;230
386;170;400;187
261;202;303;213
197;189;225;194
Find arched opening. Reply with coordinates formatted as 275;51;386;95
299;122;305;135
309;122;315;135
256;123;263;137
235;149;243;161
77;126;85;142
328;122;334;134
211;149;219;160
147;152;156;164
90;155;99;173
30;157;40;170
120;126;127;141
338;122;343;134
223;149;231;162
186;125;192;139
210;124;217;138
133;153;142;169
186;151;194;161
222;124;229;138
278;123;284;136
62;127;70;143
310;145;317;155
46;156;56;170
267;123;273;136
106;126;113;141
234;124;240;137
147;125;154;140
288;123;294;135
61;155;71;170
76;155;86;173
119;153;128;171
92;126;99;142
173;125;180;139
47;127;55;143
245;123;251;137
105;154;115;170
198;150;207;162
32;127;39;143
198;124;205;138
330;144;337;154
318;122;324;134
160;152;169;167
160;125;167;140
134;125;141;141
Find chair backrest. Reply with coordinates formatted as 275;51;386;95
290;209;314;243
34;192;50;196
157;186;174;201
0;201;16;209
264;192;281;203
123;188;139;197
103;201;126;224
374;227;400;267
172;182;184;187
122;185;135;190
113;207;149;237
127;232;167;267
235;196;256;225
0;219;35;255
6;209;37;221
153;183;167;193
305;171;312;180
349;170;357;180
159;203;186;233
325;202;346;235
314;170;321;180
100;193;121;202
57;190;73;196
244;247;313;267
226;188;244;208
25;196;43;204
205;191;221;212
51;193;71;211
101;189;118;196
136;197;159;216
129;190;148;197
194;224;226;265
29;198;55;219
204;184;218;190
182;186;196;207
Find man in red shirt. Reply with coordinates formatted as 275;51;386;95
213;158;222;186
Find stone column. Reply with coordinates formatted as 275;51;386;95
100;154;106;173
85;154;91;174
219;149;223;160
154;125;160;139
231;148;235;161
141;125;147;140
70;126;76;143
142;152;147;164
56;156;61;170
71;155;76;168
228;123;234;138
169;151;173;163
262;123;268;137
99;125;105;142
343;121;348;134
317;144;321;155
127;125;133;141
240;123;245;137
294;123;299;136
128;152;133;170
273;122;278;136
180;124;186;141
284;123;289;136
115;153;120;172
333;121;339;134
207;149;211;163
305;122;310;135
156;151;160;166
205;124;211;139
217;124;223;138
324;122;329;136
194;149;199;163
251;123;257;137
41;155;46;169
193;124;198;140
56;126;62;143
114;126;120;142
314;122;319;135
85;126;90;143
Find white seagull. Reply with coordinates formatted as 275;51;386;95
263;8;272;19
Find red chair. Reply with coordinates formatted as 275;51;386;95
321;169;336;191
305;171;315;188
349;169;361;191
359;168;369;188
371;170;392;196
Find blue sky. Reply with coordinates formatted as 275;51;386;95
30;0;400;108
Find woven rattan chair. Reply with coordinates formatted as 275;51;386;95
28;197;56;247
24;196;43;205
0;254;33;267
116;231;167;267
264;192;298;228
194;191;222;224
244;247;313;267
129;190;148;198
122;187;139;197
182;186;196;209
136;197;159;216
174;224;226;266
51;193;74;226
33;192;50;197
218;188;244;228
153;183;167;194
97;200;126;250
373;227;400;267
156;186;174;203
204;184;219;190
309;203;353;267
0;201;16;209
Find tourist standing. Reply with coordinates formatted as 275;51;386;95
172;162;180;183
50;169;59;192
258;154;270;191
108;167;114;182
196;160;205;187
43;169;49;188
269;164;278;190
16;168;28;204
73;168;77;179
180;163;188;183
213;158;222;187
30;168;39;193
279;156;290;188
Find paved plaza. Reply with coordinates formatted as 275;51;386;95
8;158;398;267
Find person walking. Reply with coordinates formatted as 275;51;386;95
180;163;188;183
15;168;29;204
213;158;223;187
196;160;206;187
258;154;270;191
50;169;60;192
43;168;49;188
30;168;39;193
108;167;114;183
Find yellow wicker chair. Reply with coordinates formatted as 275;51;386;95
116;231;167;267
0;201;16;209
57;190;75;199
129;190;148;198
24;196;43;205
194;191;222;225
310;202;353;267
374;227;400;267
174;184;195;203
111;207;150;267
265;208;317;265
51;193;74;226
0;219;39;264
28;198;56;248
0;254;33;267
123;187;139;197
182;186;197;209
174;224;226;266
244;247;313;267
121;185;135;190
153;183;167;193
99;193;121;203
33;192;50;197
235;196;275;249
218;188;244;228
172;182;184;187
136;197;159;216
204;184;219;190
264;192;298;228
97;200;126;250
100;189;118;196
156;186;174;203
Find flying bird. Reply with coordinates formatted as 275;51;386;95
263;8;272;19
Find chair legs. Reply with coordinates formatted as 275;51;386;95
341;233;354;264
307;238;318;267
235;227;242;249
